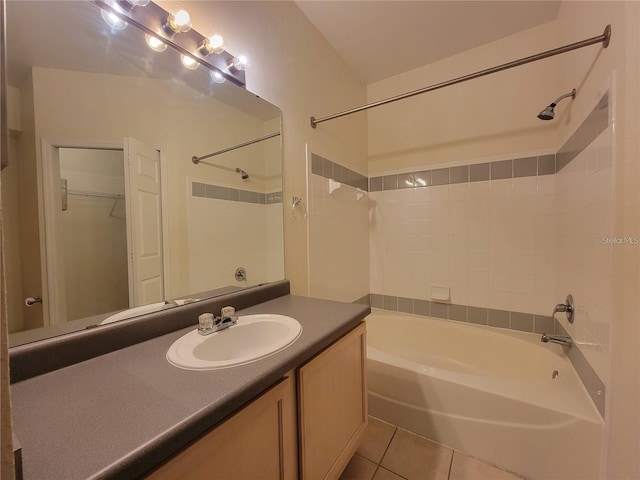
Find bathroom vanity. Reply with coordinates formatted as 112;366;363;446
9;281;370;479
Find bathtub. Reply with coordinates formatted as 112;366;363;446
366;309;604;480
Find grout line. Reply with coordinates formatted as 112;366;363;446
447;450;455;480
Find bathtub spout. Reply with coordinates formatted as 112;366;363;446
541;333;572;348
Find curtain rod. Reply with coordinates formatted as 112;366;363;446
310;25;611;128
192;132;281;164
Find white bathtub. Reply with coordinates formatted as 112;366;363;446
366;309;604;480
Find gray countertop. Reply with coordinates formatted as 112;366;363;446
11;294;370;480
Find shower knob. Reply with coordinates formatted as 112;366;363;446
552;294;574;323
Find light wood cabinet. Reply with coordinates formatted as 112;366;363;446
145;322;367;480
146;373;298;480
297;322;368;480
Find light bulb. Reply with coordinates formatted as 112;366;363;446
165;9;191;34
145;34;167;52
210;70;226;84
199;34;225;55
229;55;247;72
100;9;127;31
180;54;199;70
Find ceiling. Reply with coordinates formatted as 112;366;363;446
295;1;561;85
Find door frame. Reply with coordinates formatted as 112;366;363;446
38;138;169;324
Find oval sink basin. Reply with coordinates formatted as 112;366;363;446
166;314;302;370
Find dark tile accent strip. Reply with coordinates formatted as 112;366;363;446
310;153;369;191
352;294;371;306
449;165;469;184
537;154;556;176
370;293;554;336
513;157;537;178
557;322;606;418
369;177;383;192
490;159;512;180
431;168;450;186
369;154;557;193
192;181;282;205
470;163;490;182
556;91;609;172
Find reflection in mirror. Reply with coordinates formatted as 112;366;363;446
3;1;284;346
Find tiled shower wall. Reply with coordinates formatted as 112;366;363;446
308;154;370;302
369;155;558;320
187;180;284;294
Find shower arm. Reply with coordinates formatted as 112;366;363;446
310;25;611;128
550;89;577;107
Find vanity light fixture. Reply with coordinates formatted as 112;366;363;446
163;8;192;35
180;54;199;70
91;0;247;86
198;34;225;56
145;34;167;52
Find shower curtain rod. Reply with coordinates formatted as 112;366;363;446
192;132;281;164
310;25;611;128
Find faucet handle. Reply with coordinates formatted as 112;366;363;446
221;306;236;318
552;294;574;323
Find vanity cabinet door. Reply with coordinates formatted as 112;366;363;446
297;322;368;480
145;374;297;480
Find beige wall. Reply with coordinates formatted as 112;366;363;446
159;1;369;296
367;21;560;174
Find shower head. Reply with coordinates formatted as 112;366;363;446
537;88;576;121
236;167;249;180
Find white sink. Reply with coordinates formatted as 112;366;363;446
166;314;302;370
100;299;199;325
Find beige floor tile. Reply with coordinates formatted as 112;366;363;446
380;429;453;480
373;467;405;480
449;452;524;480
340;454;378;480
356;416;397;463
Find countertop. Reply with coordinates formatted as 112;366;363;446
11;294;370;480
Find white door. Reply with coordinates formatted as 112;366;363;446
124;138;164;307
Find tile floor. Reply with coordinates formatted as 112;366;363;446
340;417;527;480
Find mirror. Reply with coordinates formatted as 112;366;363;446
3;1;284;346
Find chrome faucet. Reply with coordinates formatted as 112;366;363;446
197;306;237;336
541;333;573;348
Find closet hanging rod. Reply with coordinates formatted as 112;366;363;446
310;25;611;128
192;132;281;164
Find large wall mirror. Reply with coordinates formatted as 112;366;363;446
3;0;284;346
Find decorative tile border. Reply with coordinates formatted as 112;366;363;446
365;293;555;335
311;153;368;191
192;181;282;205
369;154;556;192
